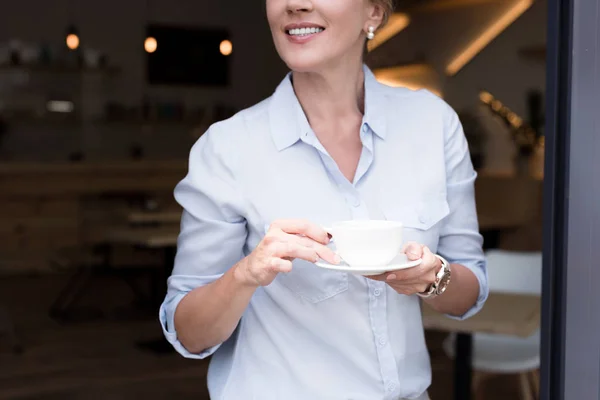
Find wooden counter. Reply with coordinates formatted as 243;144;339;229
0;161;187;195
0;161;187;273
422;292;541;338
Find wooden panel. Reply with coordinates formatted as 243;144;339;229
0;161;186;196
0;197;79;218
0;252;57;274
0;162;184;273
0;197;79;273
475;175;543;227
0;217;79;252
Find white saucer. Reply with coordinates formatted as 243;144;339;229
315;253;422;276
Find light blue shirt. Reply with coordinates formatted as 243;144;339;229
160;66;488;400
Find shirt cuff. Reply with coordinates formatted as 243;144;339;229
444;259;489;321
159;291;222;359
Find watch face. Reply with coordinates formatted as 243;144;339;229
437;272;451;294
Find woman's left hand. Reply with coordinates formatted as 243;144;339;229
367;242;441;296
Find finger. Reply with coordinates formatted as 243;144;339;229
289;235;339;264
270;219;330;244
285;234;319;248
366;272;393;281
271;242;320;263
315;246;340;264
417;283;430;293
421;246;439;273
269;258;293;273
392;249;438;286
402;242;424;261
385;267;421;282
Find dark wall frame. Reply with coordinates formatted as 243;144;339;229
541;0;600;398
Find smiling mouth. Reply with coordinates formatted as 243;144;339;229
286;27;325;37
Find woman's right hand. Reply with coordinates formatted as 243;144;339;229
234;219;340;287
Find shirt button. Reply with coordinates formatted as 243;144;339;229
378;337;387;346
362;124;368;133
373;289;382;296
386;382;397;392
347;197;360;207
418;213;428;224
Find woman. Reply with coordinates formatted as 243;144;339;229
160;0;488;399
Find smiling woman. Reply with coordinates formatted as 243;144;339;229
160;0;488;399
267;0;389;72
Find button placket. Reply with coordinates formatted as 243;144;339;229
366;280;399;400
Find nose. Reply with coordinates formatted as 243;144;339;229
286;0;313;14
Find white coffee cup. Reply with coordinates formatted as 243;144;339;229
324;220;403;267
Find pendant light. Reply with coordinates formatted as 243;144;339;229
220;40;232;56
66;24;80;50
144;0;157;53
65;0;80;50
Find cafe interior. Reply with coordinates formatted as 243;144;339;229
0;0;546;399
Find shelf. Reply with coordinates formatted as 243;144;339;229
0;64;120;76
2;116;204;129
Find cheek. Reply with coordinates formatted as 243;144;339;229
325;12;366;48
265;0;282;29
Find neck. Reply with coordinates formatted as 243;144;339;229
291;60;366;128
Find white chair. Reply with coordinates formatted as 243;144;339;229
443;250;542;400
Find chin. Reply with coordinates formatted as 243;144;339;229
281;53;333;74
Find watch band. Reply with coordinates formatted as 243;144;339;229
417;255;451;299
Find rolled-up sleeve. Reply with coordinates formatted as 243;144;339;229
437;104;489;320
159;123;248;358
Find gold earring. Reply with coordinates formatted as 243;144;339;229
367;26;375;40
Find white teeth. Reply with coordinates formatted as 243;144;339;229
288;27;324;36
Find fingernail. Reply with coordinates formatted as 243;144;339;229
386;274;397;281
334;254;341;264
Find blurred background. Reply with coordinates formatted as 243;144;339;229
0;1;546;399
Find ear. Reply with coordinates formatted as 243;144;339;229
365;2;385;31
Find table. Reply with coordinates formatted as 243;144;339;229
105;226;179;307
105;226;179;353
422;293;541;400
127;210;182;225
106;226;179;248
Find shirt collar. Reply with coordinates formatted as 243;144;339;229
268;64;388;151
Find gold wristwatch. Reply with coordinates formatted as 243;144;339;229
417;255;451;299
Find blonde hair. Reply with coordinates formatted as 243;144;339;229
372;0;394;28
